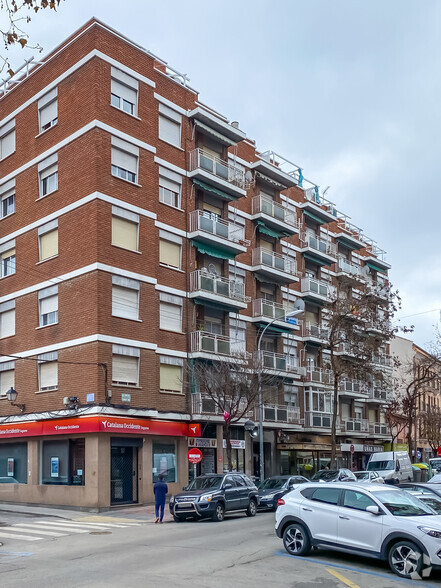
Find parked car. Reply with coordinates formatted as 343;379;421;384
258;475;309;511
429;473;441;484
399;483;441;514
429;458;441;474
275;482;441;579
169;473;259;522
310;468;356;482
354;471;384;484
367;451;412;484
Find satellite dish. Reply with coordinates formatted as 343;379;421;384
293;299;305;312
208;263;217;275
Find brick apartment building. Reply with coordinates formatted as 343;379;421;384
0;18;392;509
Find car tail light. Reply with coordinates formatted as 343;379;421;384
277;498;285;506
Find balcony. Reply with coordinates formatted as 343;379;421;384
298;187;338;224
368;387;393;403
251;195;300;235
366;281;389;300
251;248;299;284
191;393;251;417
249;151;299;189
189;148;246;199
305;367;333;387
340;418;369;434
369;422;389;436
303;321;329;344
300;234;337;266
372;354;393;369
188;210;248;256
257;351;305;377
256;404;302;425
188;106;247;144
335;216;365;251
338;378;369;398
251;299;299;331
189;270;250;311
335;258;368;284
300;277;336;303
335;341;356;357
190;331;237;359
304;411;334;429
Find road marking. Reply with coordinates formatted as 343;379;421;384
42;521;131;528
11;525;66;537
19;523;89;534
0;531;41;542
326;567;361;588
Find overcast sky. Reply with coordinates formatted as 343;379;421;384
3;0;441;349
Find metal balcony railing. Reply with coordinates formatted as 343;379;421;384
336;258;365;278
369;422;389;435
189;210;247;244
252;248;296;275
338;378;369;396
366;281;388;298
303;321;329;341
191;394;251;416
304;411;335;429
252;298;286;321
301;277;336;299
256;351;302;375
369;387;393;402
255;404;301;424
300;234;337;258
190;270;250;304
304;188;338;217
372;354;393;368
341;418;369;433
336;341;356;355
191;331;234;356
189;148;245;189
251;195;298;228
305;367;334;386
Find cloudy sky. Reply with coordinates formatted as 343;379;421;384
3;0;441;348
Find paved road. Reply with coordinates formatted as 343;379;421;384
0;510;440;587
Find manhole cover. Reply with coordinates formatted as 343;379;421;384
89;531;112;535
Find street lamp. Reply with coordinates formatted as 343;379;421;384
257;305;304;484
6;387;25;413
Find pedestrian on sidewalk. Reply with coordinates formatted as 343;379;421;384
154;474;168;524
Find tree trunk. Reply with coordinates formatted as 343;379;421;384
224;421;232;472
330;371;339;469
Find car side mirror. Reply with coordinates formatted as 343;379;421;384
396;464;400;472
366;505;380;516
225;483;233;489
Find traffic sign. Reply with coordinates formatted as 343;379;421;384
188;448;203;464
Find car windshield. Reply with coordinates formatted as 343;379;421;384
186;477;222;491
430;460;441;468
311;470;338;481
259;478;286;490
355;472;369;480
367;460;394;471
375;490;436;516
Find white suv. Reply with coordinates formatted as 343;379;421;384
275;482;441;580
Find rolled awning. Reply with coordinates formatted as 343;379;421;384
192;179;236;201
366;261;387;274
304;210;327;224
191;240;236;260
193;120;236;147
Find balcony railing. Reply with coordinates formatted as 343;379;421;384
251;195;298;229
256;404;301;424
304;411;334;429
252;299;287;321
301;277;336;300
303;321;329;341
257;351;302;375
336;258;366;279
336;341;356;356
369;387;393;402
366;282;389;299
372;354;393;368
304;188;337;217
252;248;297;276
301;234;337;258
338;378;369;396
190;270;250;304
189;148;245;189
305;367;334;386
369;422;389;436
189;210;246;244
191;331;234;356
341;418;369;433
191;394;251;416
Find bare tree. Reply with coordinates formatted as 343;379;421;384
1;0;63;74
420;408;441;456
383;396;408;448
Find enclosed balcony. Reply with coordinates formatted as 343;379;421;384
189;148;247;199
335;258;367;284
303;322;329;344
255;404;302;425
340;418;369;434
189;270;250;311
338;378;369;398
251;248;299;284
304;411;334;429
305;367;333;386
188;210;248;256
300;277;336;303
257;351;305;377
251;195;299;236
369;422;389;436
190;331;237;359
251;299;299;332
300;234;337;267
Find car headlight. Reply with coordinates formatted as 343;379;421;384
263;493;276;499
199;494;213;502
418;526;441;539
169;496;175;503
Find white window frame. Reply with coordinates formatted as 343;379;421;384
0;119;15;160
0;240;16;278
0;300;15;339
112;275;140;320
111;136;139;184
158;103;182;147
159;293;183;332
0;179;15;219
110;67;138;116
159;356;184;394
38;219;58;261
38;153;58;198
159;229;182;269
159;166;182;209
38;285;58;327
0;361;15;396
111;205;140;251
38;88;58;133
38;352;58;391
112;345;140;386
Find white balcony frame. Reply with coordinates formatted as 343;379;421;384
251;247;298;283
251;195;299;233
189;270;250;309
189;148;246;196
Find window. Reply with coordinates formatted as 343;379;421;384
159;230;181;269
152;442;177;483
38;153;58;197
112;206;139;251
0;119;15;160
0;361;14;396
310;487;341;505
0;300;15;338
230;318;246;354
110;67;138;116
0;179;15;219
0;442;27;483
38;352;58;391
343;490;377;512
159;166;182;208
159;293;182;332
111;136;139;183
38;286;58;327
38;220;58;261
112;345;139;386
112;275;139;320
38;88;58;132
158;103;181;147
160;356;183;394
0;240;15;278
41;439;85;486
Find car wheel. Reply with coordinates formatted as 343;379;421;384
212;503;225;522
388;541;425;579
283;523;311;557
173;515;185;522
246;498;257;517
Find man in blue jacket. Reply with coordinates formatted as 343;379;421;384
154;474;168;523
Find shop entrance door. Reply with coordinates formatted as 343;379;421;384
111;446;137;505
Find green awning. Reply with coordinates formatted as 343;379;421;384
192;179;236;201
256;321;292;334
191;240;236;260
336;235;359;251
194;120;235;147
304;210;326;224
256;221;281;239
303;252;329;267
366;261;387;274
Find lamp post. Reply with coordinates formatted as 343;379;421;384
257;308;303;484
6;387;25;413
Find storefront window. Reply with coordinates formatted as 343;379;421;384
223;448;244;472
152;442;176;483
0;442;27;483
41;439;85;485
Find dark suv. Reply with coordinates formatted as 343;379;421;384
169;473;259;522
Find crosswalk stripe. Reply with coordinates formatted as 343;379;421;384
12;524;66;537
63;521;132;528
34;521;112;531
17;523;89;534
0;531;42;541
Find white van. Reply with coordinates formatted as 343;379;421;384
367;451;412;484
